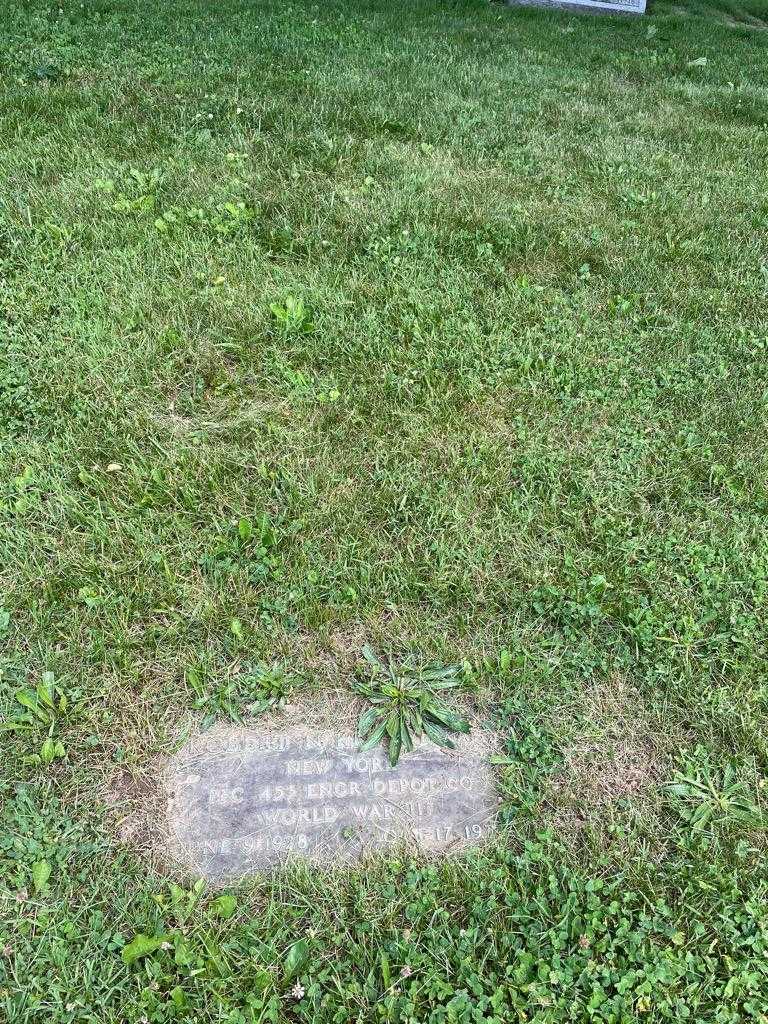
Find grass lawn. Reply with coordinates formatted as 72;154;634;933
2;0;768;1019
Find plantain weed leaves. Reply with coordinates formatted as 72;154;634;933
354;647;470;766
284;938;309;981
667;760;763;833
1;672;70;767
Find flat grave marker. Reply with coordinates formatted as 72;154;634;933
166;726;498;880
509;0;646;15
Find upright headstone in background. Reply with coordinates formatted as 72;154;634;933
166;727;498;880
509;0;646;15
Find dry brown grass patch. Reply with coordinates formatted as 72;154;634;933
546;676;672;830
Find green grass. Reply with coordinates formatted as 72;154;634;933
2;0;768;1019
